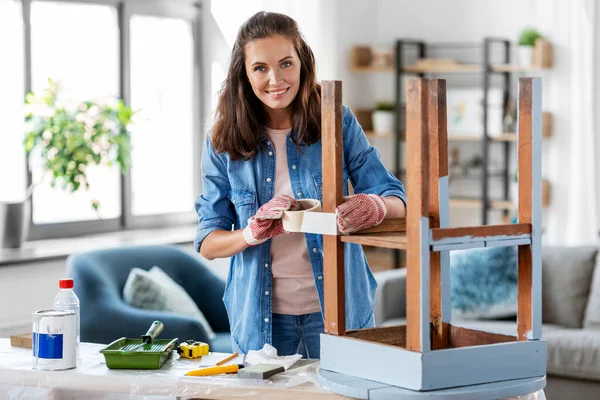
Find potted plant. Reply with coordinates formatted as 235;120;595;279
372;101;395;135
0;79;135;248
517;28;543;66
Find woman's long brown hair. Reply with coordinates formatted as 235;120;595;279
211;11;321;160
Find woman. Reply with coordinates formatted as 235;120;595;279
195;11;406;358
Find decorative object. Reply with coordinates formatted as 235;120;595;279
447;88;503;137
371;101;395;135
353;108;373;132
0;200;30;248
458;155;483;177
24;78;135;213
370;47;393;68
518;28;543;66
450;246;518;320
533;39;553;68
350;46;372;69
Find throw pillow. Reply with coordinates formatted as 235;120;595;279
584;250;600;328
451;246;518;320
541;246;597;328
123;266;216;340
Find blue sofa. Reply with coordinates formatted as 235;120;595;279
67;245;232;352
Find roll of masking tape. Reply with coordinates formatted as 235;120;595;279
282;199;322;232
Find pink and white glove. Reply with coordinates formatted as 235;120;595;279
243;194;299;246
336;193;387;234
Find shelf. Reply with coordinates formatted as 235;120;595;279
341;232;407;250
351;65;394;73
352;64;550;74
364;131;395;138
403;64;481;74
448;133;517;142
490;65;551;73
449;198;515;210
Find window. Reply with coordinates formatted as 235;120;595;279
29;1;120;224
129;15;195;216
0;0;26;203
7;0;201;239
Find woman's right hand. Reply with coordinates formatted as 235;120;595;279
243;194;299;246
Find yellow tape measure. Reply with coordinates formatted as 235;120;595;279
177;340;209;359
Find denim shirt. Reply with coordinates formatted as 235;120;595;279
194;106;407;354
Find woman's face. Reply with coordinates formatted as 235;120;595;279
244;35;301;112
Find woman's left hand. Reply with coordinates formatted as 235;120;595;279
335;193;387;234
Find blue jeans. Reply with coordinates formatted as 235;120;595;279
271;312;324;359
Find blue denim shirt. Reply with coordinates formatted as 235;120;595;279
194;106;406;353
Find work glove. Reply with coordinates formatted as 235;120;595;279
243;194;299;246
336;193;387;234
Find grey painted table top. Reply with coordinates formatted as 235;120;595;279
319;369;546;400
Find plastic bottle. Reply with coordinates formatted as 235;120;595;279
53;278;80;351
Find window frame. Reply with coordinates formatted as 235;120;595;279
20;0;203;240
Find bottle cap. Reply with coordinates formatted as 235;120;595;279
59;278;74;289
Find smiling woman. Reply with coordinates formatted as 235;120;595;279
195;11;407;359
244;36;301;125
210;12;321;160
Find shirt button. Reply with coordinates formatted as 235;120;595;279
297;192;303;197
265;291;269;295
264;318;269;323
292;165;297;170
268;151;273;156
266;177;272;183
312;248;318;253
264;263;269;268
318;275;323;280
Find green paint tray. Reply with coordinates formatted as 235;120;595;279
99;337;178;369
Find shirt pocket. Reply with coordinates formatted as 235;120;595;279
229;189;257;228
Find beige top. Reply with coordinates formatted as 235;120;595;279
266;127;321;315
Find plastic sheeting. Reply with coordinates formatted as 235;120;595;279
0;339;546;399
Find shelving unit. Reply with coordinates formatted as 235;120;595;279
351;38;553;225
352;38;552;270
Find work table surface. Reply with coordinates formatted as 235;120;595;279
0;339;348;399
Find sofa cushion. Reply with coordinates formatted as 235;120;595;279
542;246;597;328
450;246;518;319
123;266;216;340
544;328;600;381
583;250;600;328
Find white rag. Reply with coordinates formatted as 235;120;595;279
244;344;302;370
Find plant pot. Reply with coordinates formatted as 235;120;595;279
0;200;30;248
372;110;395;135
517;46;533;67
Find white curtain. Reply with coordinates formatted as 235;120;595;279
532;0;598;245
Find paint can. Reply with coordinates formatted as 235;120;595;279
32;309;77;370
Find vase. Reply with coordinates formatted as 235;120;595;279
372;110;395;135
0;200;30;248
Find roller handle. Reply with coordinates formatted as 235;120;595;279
141;321;164;344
